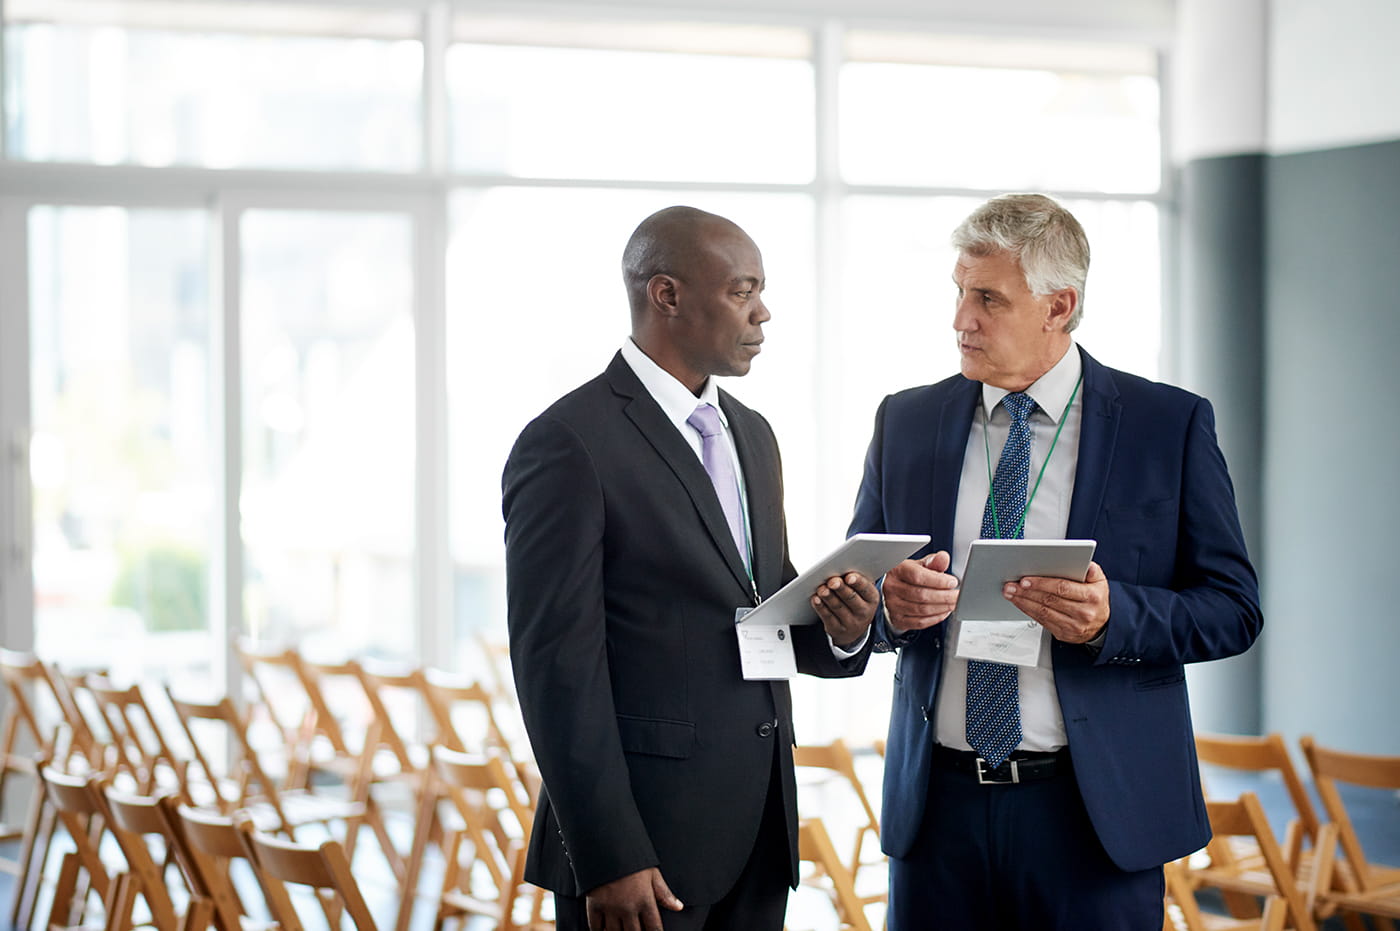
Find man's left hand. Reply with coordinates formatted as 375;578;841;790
811;572;880;649
1004;560;1111;644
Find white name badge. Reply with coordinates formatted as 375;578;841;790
734;608;797;680
955;620;1043;667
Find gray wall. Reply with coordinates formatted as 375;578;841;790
1177;154;1266;736
1263;138;1400;753
1174;0;1400;752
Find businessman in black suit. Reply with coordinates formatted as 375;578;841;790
502;206;880;931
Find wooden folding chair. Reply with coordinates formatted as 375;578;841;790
1300;736;1400;927
101;786;205;931
164;689;372;867
1174;791;1324;931
84;676;191;800
1165;857;1280;931
2;651;107;769
417;745;545;931
418;668;539;805
235;813;380;931
796;817;874;931
794;738;884;908
37;765;123;931
1194;732;1331;919
169;802;270;931
1;648;99;929
231;641;315;783
292;656;409;884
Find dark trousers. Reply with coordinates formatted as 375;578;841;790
554;750;791;931
888;751;1164;931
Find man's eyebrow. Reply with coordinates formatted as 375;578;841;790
731;276;762;287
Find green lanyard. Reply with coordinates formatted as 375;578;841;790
982;374;1083;540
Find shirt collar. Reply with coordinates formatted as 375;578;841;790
980;341;1082;424
620;337;727;434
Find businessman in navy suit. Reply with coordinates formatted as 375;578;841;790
504;206;879;931
849;194;1262;929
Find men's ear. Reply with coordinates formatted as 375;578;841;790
1044;288;1078;332
648;274;681;317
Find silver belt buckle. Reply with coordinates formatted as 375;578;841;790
976;757;1020;784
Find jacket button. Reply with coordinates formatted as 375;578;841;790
756;722;775;738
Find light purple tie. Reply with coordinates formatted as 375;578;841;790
686;403;749;567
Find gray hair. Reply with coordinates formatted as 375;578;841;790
951;193;1090;331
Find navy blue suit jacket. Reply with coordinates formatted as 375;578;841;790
849;347;1262;872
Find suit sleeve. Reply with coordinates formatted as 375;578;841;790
502;414;658;892
846;397;912;649
1096;397;1263;666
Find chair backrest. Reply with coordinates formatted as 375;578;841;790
170;802;265;931
797;817;873;931
234;640;320;787
1205;792;1318;931
352;662;431;776
101;786;192;931
426;745;537;930
793;739;881;836
1300;734;1400;894
0;650;104;769
85;675;190;798
1195;732;1323;855
39;764;118;929
236;813;380;931
165;688;284;821
420;668;537;804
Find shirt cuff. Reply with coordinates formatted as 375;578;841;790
829;628;871;658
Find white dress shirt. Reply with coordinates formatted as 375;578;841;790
933;343;1084;752
619;339;865;657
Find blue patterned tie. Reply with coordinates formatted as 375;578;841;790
966;391;1036;767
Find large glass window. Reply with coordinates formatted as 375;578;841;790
28;205;213;688
4;1;422;169
2;6;1169;747
448;17;814;182
841;31;1160;193
239;209;416;661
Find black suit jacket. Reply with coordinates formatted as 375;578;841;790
502;352;870;904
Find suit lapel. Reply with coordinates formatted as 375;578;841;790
607;355;755;598
1066;347;1121;539
721;392;775;596
933;380;980;545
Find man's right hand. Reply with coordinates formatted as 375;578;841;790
586;867;684;931
883;550;960;633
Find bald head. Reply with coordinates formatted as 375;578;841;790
622;206;748;320
620;206;769;394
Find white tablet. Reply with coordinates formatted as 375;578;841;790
741;532;931;627
955;539;1097;623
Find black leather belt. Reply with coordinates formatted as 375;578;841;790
932;744;1069;784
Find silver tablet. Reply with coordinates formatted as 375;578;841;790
741;532;931;626
955;539;1097;623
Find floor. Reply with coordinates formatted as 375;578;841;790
2;765;1395;930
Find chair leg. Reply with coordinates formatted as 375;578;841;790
11;776;52;930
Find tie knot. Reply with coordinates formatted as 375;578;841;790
1002;392;1036;423
687;403;723;438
